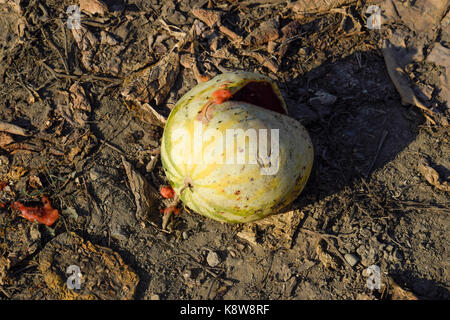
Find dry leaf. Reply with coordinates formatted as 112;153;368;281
127;101;167;127
121;51;180;105
28;175;43;189
0;132;14;148
237;210;303;248
69;82;91;112
242;50;279;74
418;159;450;192
382;276;419;300
316;239;340;270
72;26;99;72
382;39;436;124
244;18;279;47
79;0;108;16
56;84;91;128
191;8;222;28
236;230;258;246
6;166;27;181
390;280;419;300
67;146;82;162
121;156;160;223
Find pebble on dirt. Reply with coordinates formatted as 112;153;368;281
344;253;360;267
206;250;221;268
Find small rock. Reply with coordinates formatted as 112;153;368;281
182;231;189;240
206;251;221;267
89;167;101;181
150;294;160;300
344;253;360;267
308;90;337;106
182;269;192;281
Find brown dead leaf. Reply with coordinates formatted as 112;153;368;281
382;39;436;124
121;156;161;223
316;239;340;270
28;175;42;189
79;0;108;16
381;276;419;300
69;82;91;112
56;84;91;128
72;26;99;72
418;159;450;192
67;146;82;162
242;50;278;74
289;0;356;15
125;101;166;127
237;210;303;248
0;132;14;148
391;282;419;300
6;166;27;181
121;51;180;105
244;18;279;47
72;26;98;52
236;230;258;246
191;8;222;28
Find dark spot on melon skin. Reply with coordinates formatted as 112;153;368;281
235;190;241;195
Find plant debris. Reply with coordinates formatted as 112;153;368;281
121;156;160;224
417;159;450;192
38;232;139;299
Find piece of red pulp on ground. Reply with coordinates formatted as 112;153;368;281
11;195;60;226
160;186;175;199
160;206;180;215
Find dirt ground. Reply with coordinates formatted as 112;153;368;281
0;0;449;300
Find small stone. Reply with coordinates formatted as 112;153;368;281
89;167;101;181
182;269;192;281
227;249;236;258
150;294;160;300
344;253;360;267
206;251;221;267
182;231;188;240
308;90;337;106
